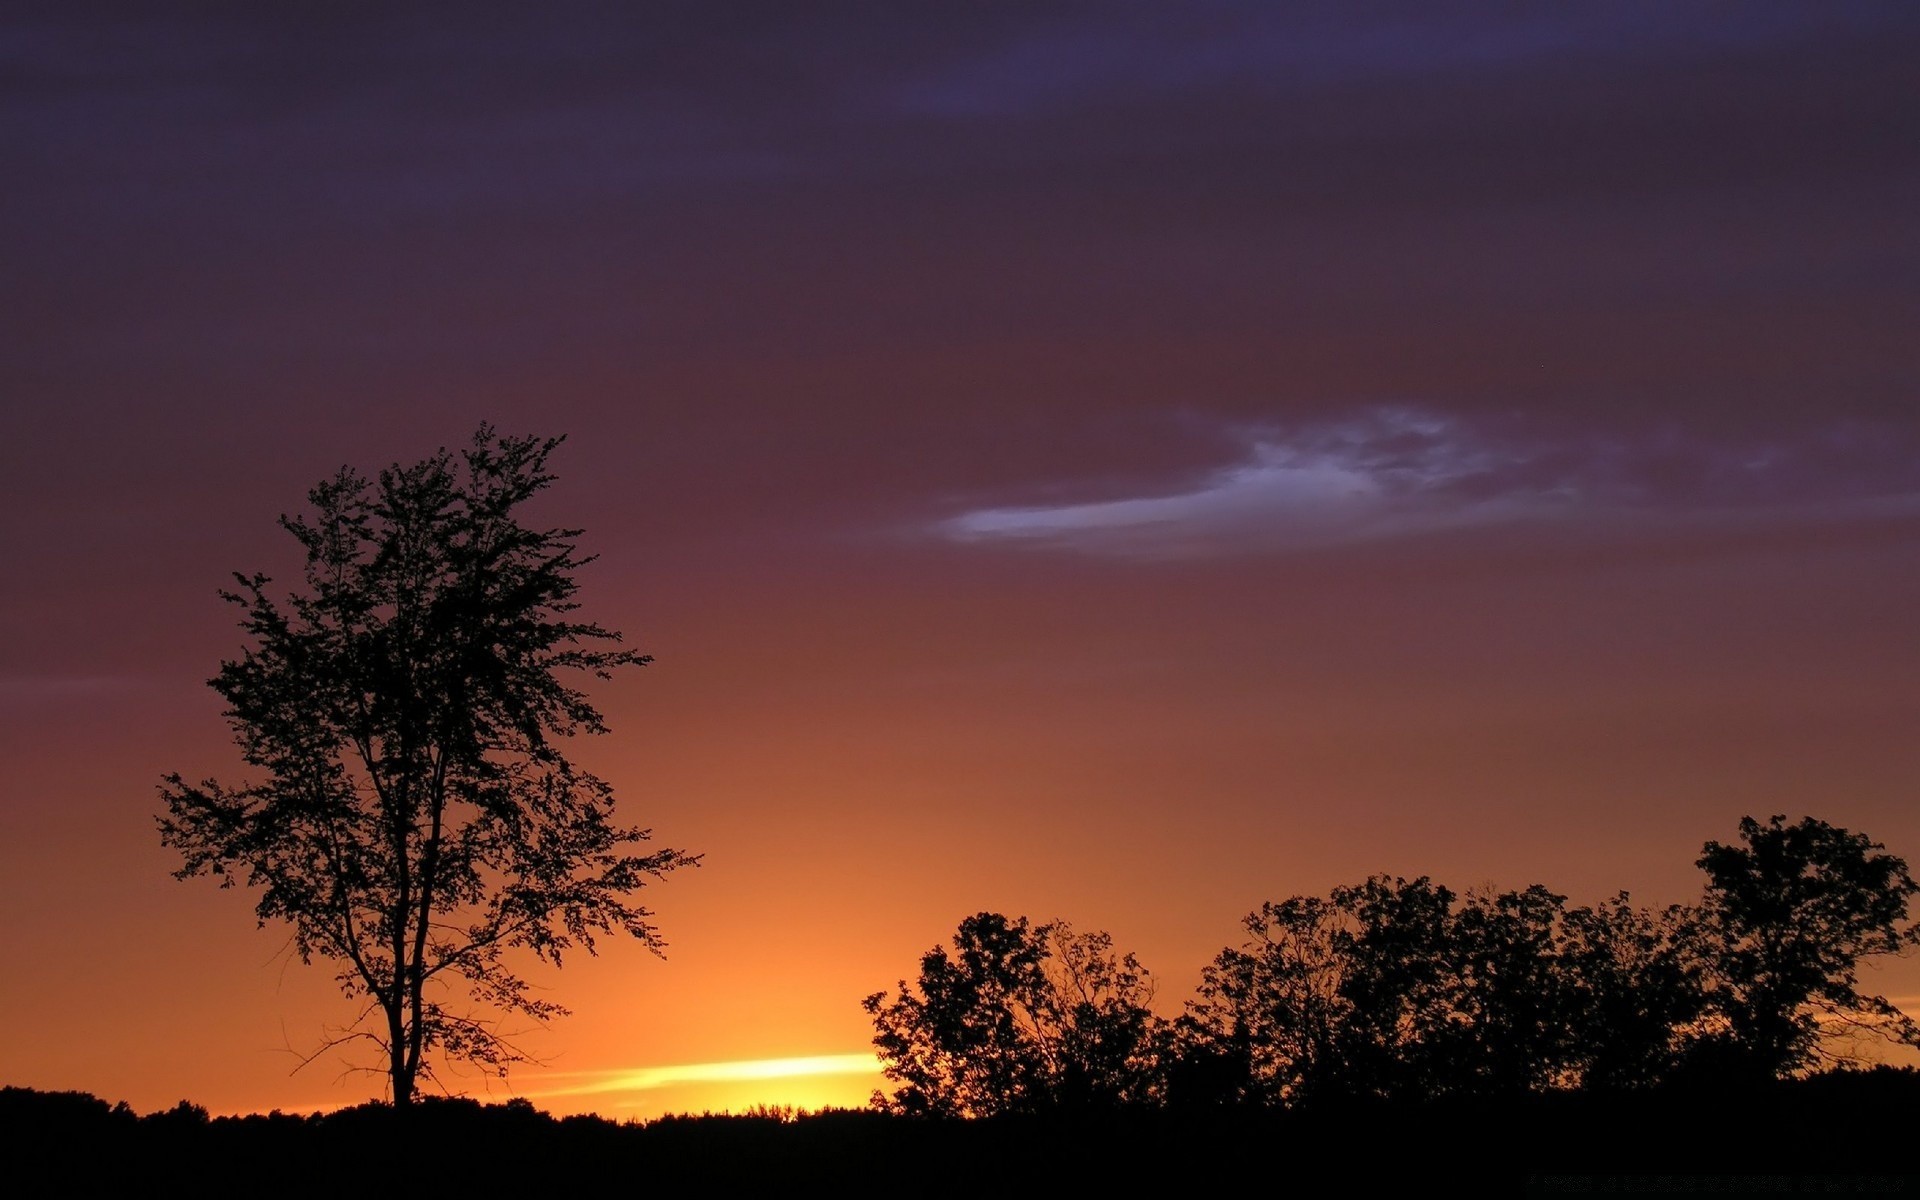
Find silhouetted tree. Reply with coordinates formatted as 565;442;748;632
1693;815;1920;1079
1185;878;1719;1104
158;427;695;1107
1182;894;1354;1106
1333;875;1465;1098
1557;894;1705;1090
1184;877;1471;1105
1447;885;1581;1094
864;913;1164;1116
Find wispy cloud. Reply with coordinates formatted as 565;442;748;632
935;407;1920;559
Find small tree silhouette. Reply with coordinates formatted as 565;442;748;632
159;427;696;1107
864;913;1164;1116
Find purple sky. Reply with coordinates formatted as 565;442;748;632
2;1;1917;1116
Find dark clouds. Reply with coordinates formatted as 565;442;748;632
3;2;1914;562
4;0;1915;669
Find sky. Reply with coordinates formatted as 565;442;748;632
2;1;1917;1118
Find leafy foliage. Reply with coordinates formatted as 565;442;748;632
1181;877;1539;1105
864;913;1165;1116
1693;815;1920;1078
870;817;1918;1118
1178;816;1918;1107
158;427;695;1105
1555;894;1705;1090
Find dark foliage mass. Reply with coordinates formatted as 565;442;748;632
870;817;1920;1117
158;428;695;1107
863;913;1166;1116
1177;879;1712;1105
1695;815;1920;1080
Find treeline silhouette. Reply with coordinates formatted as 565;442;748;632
10;1073;1920;1190
9;814;1919;1189
867;815;1920;1117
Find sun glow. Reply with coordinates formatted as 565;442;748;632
527;1053;884;1098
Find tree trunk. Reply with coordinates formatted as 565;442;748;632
389;999;414;1108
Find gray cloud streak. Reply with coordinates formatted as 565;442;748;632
937;408;1920;559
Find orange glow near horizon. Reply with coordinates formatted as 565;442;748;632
205;1056;886;1121
4;524;1917;1121
531;1052;883;1095
516;1054;884;1117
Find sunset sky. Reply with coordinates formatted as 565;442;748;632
3;2;1917;1119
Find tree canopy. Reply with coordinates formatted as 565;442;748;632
876;816;1919;1117
864;913;1165;1116
1694;814;1920;1078
159;427;695;1106
1182;817;1918;1104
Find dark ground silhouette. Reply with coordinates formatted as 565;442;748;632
7;1072;1920;1193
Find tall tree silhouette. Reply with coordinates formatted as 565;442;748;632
864;913;1164;1116
1694;815;1919;1078
159;428;695;1107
